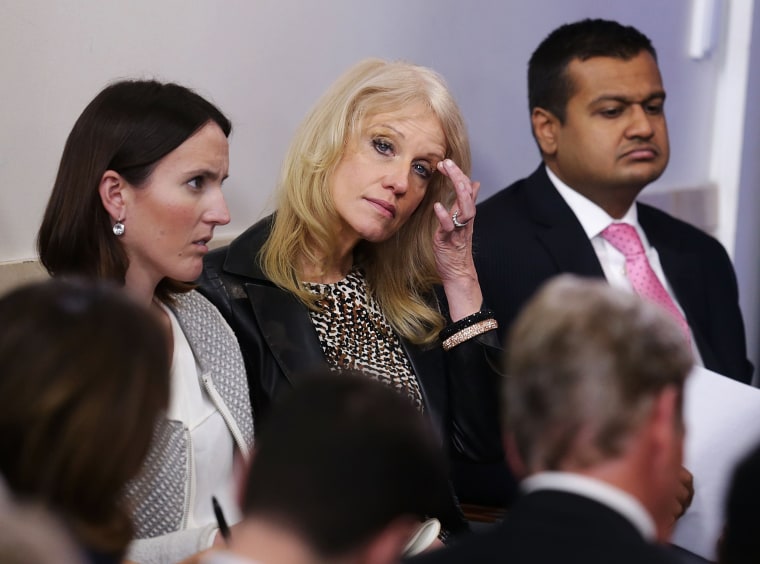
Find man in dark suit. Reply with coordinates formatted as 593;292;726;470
474;18;752;385
411;275;692;563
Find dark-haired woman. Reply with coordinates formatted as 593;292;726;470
37;80;254;563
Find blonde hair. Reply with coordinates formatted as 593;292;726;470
261;58;471;344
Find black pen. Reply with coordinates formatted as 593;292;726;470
212;495;231;545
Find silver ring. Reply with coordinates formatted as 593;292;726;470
452;210;469;229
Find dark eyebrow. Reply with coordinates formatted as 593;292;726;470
186;168;228;182
589;91;667;106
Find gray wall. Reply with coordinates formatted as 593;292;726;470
0;0;724;260
2;0;758;370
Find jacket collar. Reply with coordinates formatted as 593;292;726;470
165;291;255;453
521;165;606;278
638;206;716;368
222;215;275;281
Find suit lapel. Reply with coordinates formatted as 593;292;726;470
245;282;328;388
221;216;329;387
639;206;718;367
523;166;606;278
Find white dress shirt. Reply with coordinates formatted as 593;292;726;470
546;167;703;365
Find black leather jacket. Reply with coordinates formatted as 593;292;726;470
198;217;504;465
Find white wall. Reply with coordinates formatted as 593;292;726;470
0;0;726;263
4;0;759;369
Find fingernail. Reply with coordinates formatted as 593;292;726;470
445;159;454;169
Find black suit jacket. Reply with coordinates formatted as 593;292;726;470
474;165;752;384
409;489;679;564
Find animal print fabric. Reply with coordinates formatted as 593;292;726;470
304;270;424;412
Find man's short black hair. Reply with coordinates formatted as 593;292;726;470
528;18;657;123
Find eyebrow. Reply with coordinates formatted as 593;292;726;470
378;123;405;138
589;91;667;106
374;123;446;162
186;168;229;182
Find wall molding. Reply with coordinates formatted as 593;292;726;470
0;234;237;297
639;184;718;235
0;260;48;296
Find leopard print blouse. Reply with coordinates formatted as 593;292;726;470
303;270;424;412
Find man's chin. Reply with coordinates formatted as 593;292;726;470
625;160;667;184
619;169;666;193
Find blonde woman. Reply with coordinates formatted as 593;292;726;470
199;59;504;535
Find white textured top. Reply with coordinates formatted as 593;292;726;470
163;304;241;538
547;166;703;365
522;471;656;540
201;553;261;564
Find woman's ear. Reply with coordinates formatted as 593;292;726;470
98;170;127;221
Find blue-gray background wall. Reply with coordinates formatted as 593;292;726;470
2;0;758;373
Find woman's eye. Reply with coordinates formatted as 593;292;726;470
412;162;432;179
372;138;394;155
188;176;203;189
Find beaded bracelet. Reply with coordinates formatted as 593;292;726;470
439;308;498;351
442;319;498;351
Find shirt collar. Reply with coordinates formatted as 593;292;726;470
522;471;657;540
545;166;639;239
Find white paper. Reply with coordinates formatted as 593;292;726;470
671;366;760;561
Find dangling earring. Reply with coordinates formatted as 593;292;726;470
113;218;125;237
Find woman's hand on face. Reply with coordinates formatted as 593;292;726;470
432;159;483;320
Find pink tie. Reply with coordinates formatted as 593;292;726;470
601;223;690;342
